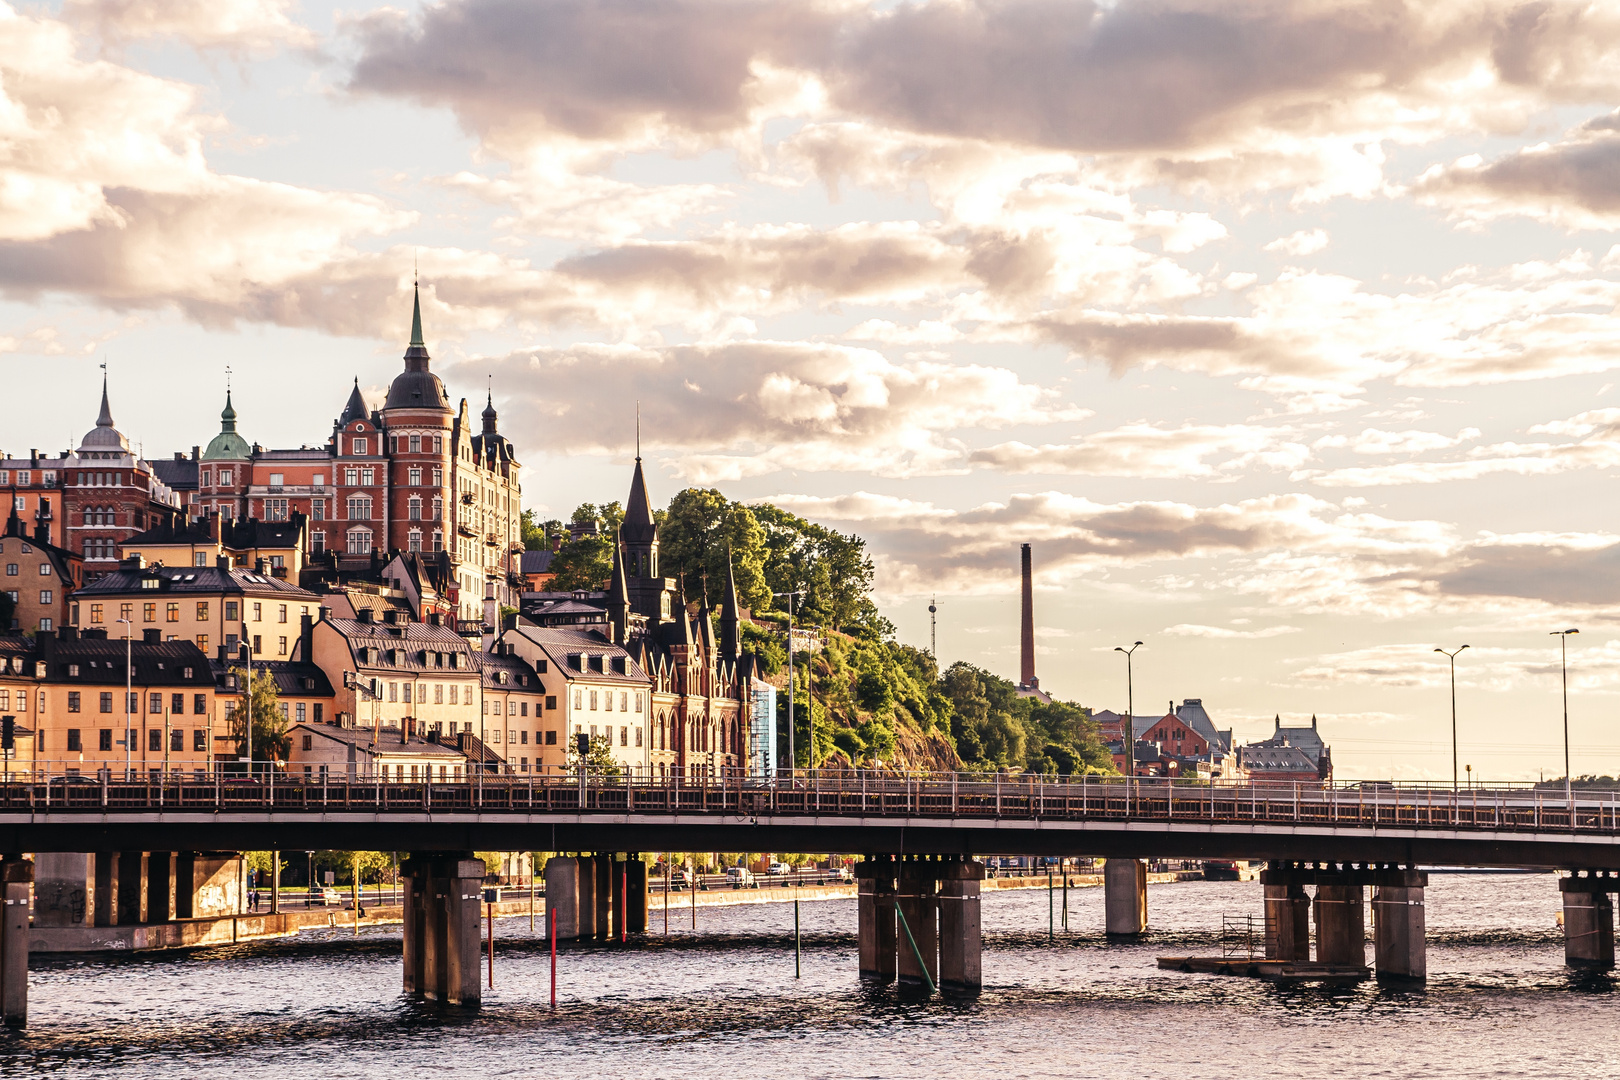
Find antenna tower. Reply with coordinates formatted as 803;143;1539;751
928;594;937;658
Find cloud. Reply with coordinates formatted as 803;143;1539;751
470;340;1082;480
1264;228;1329;256
1313;427;1481;455
968;422;1309;477
1163;623;1302;638
64;0;315;53
1414;110;1620;230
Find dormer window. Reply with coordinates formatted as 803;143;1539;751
141;578;159;589
353;438;367;456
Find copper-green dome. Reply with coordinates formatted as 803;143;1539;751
202;390;251;460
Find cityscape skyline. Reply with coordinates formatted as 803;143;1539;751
4;0;1620;781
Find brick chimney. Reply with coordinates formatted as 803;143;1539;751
1019;543;1037;691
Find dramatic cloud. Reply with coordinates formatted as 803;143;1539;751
1163;623;1303;638
968;422;1309;478
1414;110;1620;230
63;0;315;53
469;341;1081;480
1264;229;1329;256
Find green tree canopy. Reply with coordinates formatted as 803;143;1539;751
567;733;623;780
658;488;770;611
229;666;288;764
547;502;624;591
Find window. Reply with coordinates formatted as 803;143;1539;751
3;564;12;576
347;496;372;521
620;691;627;712
67;691;81;713
409;467;421;486
634;693;643;713
278;636;288;656
431;529;443;553
266;499;288;521
433;437;443;455
621;726;628;747
253;634;262;655
90;603;103;623
344;467;359;486
268;473;284;488
38;562;49;577
590;690;598;711
194;729;207;751
67;729;81;751
171;693;184;714
434;684;444;704
149;729;161;752
127;692;139;713
302;734;313;751
410;435;422;453
166;602;179;623
449;684;459;705
353;438;367;456
39;589;51;604
219;469;233;486
296;702;306;724
520;702;528;717
98;729;112;750
195;602;209;621
545;730;557;745
121;603;133;621
404;684;413;703
278;604;287;623
149;692;162;713
196;634;209;654
99;692;112;714
253;603;262;621
37;617;51;631
313;703;323;723
573;689;581;710
547;695;557;711
408;528;422;552
346;527;372;555
170;730;183;752
635;727;643;747
225;601;239;621
408;496;421;521
312;499;326;522
200;469;212;486
360;468;375;487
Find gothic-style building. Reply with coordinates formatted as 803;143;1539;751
191;286;522;622
604;456;752;779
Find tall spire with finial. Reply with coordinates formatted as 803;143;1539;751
96;365;114;429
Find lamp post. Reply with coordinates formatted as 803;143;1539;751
772;590;804;779
1552;628;1578;813
1433;644;1468;792
117;618;133;779
1114;641;1142;810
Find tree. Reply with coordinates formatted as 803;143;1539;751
566;733;622;780
547;502;623;591
519;509;551;552
752;504;877;634
658;488;770;611
229;665;289;764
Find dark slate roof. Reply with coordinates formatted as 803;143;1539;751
124;515;306;552
209;658;334;698
324;617;477;675
1238;745;1319;772
520;550;554;575
32;634;213;686
0;531;79;586
72;562;320;599
501;625;647;683
150;457;199;492
479;650;542;691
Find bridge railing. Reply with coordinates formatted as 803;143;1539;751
3;768;1620;835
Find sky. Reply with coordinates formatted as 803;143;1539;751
4;0;1620;781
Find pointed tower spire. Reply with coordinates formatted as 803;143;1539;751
410;279;425;348
608;527;631;643
96;373;114;429
720;546;742;660
339;377;368;425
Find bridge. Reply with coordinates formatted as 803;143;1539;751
0;771;1615;1025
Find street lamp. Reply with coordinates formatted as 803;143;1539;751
1552;628;1579;813
116;619;133;779
1114;641;1142;810
772;590;804;779
1434;645;1468;792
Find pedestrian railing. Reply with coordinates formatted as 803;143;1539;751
2;771;1618;836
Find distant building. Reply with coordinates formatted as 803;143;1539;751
519;549;556;591
0;519;79;634
1095;698;1239;777
1239;715;1332;782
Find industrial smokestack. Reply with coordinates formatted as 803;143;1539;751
1019;543;1037;691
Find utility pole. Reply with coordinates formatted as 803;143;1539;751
1114;641;1142;812
928;595;937;659
1434;645;1468;792
1552;629;1578;813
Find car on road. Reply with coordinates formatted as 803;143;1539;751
668;869;690;889
725;867;756;887
827;866;853;882
308;885;342;906
768;861;791;875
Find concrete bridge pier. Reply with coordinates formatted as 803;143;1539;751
897;859;939;990
401;853;483;1005
0;857;30;1028
543;856;580;939
937;858;985;996
1104;858;1147;936
1371;870;1427;982
1314;883;1365;967
1560;872;1618;969
1261;878;1311;962
598;855;617;941
626;857;648;933
577;855;599;939
856;856;897;983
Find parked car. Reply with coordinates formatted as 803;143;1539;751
668;869;690;889
725;866;756;887
307;885;341;906
768;861;791;875
827;866;853;882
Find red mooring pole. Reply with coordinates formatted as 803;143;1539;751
549;907;557;1010
486;901;494;988
621;866;628;943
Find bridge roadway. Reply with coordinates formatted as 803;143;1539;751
0;772;1617;868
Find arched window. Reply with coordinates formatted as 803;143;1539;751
408;528;422;552
346;527;373;555
408;496;422;521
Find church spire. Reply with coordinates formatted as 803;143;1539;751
403;279;431;370
720;547;741;660
96;373;114;429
